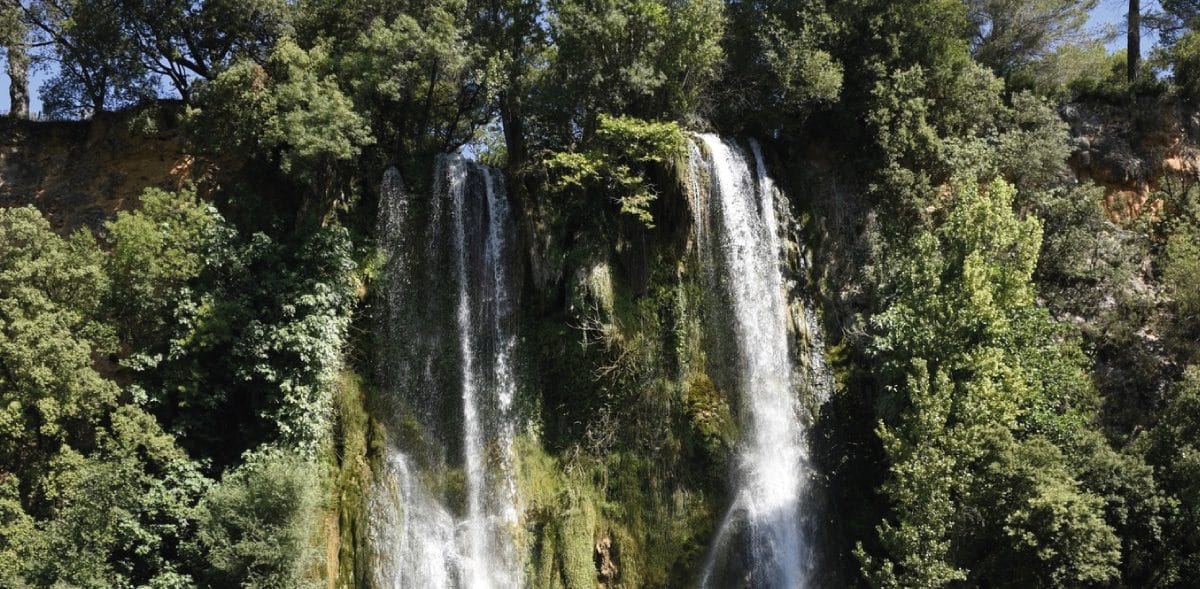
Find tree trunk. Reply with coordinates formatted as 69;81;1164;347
5;41;28;118
1129;0;1141;83
501;90;527;170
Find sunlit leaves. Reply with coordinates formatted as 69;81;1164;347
545;114;685;227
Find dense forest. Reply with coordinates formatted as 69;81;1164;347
3;0;1200;587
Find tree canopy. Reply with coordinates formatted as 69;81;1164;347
3;0;1200;587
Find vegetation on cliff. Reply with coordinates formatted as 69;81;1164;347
2;0;1200;587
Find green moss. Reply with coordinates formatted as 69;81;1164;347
827;338;854;393
515;434;563;513
314;369;377;588
443;467;468;516
511;167;739;588
686;374;737;446
534;521;564;589
558;491;599;589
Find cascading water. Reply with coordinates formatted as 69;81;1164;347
689;134;827;588
372;156;523;588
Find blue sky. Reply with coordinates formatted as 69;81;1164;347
0;2;1160;116
1093;0;1160;50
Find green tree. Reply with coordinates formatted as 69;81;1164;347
117;0;290;101
0;207;114;498
105;186;226;365
470;0;549;168
144;222;355;461
715;0;842;133
25;406;208;588
858;179;1122;587
1134;366;1200;585
1166;30;1200;99
1163;217;1200;364
1156;0;1200;42
22;0;155;116
335;1;491;159
969;436;1121;586
542;0;724;141
187;38;372;217
188;449;322;589
0;206;213;587
545;114;685;228
1;2;29;118
0;473;35;586
966;0;1098;79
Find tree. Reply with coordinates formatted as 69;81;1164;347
188;449;322;589
1156;0;1200;42
0;207;114;585
105;186;224;359
23;406;209;588
541;0;724;143
1130;0;1141;82
858;179;1122;586
1163;213;1200;363
714;0;842;134
1;3;28;118
545;114;685;228
117;0;290;101
187;39;373;215
0;207;115;501
470;0;549;168
0;206;212;587
1134;367;1200;584
334;1;490;159
22;0;154;116
966;0;1098;80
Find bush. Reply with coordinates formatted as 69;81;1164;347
545;114;686;228
1169;31;1200;101
189;449;323;589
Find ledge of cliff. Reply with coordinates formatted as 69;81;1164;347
0;109;206;233
1066;96;1200;220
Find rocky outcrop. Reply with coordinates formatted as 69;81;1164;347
0;110;201;233
1065;97;1200;220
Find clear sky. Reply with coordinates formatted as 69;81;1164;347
0;2;1163;116
1093;0;1160;51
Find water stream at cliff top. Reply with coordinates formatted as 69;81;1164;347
372;156;523;588
690;134;826;588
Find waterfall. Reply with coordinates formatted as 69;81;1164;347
372;156;523;588
689;134;825;588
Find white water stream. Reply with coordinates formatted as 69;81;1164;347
691;135;822;588
373;156;523;588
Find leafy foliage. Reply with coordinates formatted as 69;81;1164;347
544;0;724;132
0;189;352;586
859;179;1123;586
0;207;209;587
967;0;1098;79
26;0;157;117
188;449;323;589
1135;367;1200;584
715;0;842;133
335;2;495;157
0;207;115;500
546;114;685;228
106;186;225;364
7;0;1200;586
187;39;373;207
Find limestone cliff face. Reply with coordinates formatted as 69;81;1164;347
1065;97;1200;220
0;112;199;232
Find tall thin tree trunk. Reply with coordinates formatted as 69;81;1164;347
501;90;526;170
5;41;27;118
1129;0;1141;83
